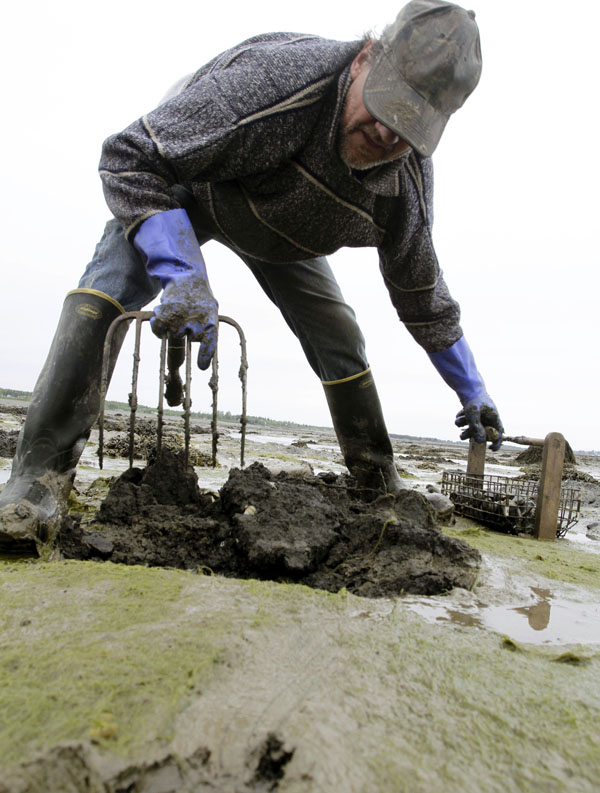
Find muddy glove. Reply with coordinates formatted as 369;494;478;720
428;336;504;451
133;209;218;370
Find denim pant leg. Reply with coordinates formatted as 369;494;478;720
239;254;369;382
77;219;162;311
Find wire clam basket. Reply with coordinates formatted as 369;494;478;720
441;470;581;538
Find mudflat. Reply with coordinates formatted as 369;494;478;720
1;401;599;793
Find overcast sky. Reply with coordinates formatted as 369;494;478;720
1;0;598;451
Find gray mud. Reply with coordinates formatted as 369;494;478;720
0;429;18;459
516;442;576;465
58;449;480;597
101;418;214;466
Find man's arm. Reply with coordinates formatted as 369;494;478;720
99;35;358;239
99;35;359;368
379;154;503;448
378;156;462;351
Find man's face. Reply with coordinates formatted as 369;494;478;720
339;45;412;170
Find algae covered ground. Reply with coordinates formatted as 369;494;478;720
1;402;600;792
1;555;599;793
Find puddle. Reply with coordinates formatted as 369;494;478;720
229;432;297;447
565;527;600;554
405;587;600;646
228;431;338;454
194;465;232;491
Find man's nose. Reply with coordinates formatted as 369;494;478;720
374;121;400;146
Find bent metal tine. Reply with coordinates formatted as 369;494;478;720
99;310;152;469
184;334;192;465
210;341;219;467
98;310;247;472
157;336;167;456
218;316;248;468
128;316;145;468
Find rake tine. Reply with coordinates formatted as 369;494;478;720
157;336;167;456
184;334;193;466
99;311;247;475
99;311;147;469
210;340;219;467
217;316;248;468
99;328;114;471
128;316;146;468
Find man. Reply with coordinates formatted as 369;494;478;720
0;0;503;553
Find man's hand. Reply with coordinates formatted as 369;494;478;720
133;209;218;370
151;272;218;370
455;393;504;452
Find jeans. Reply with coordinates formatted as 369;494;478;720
78;218;368;382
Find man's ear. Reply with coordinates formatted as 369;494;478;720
350;41;373;79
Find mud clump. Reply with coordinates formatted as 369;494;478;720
516;442;576;466
58;450;481;597
0;428;19;458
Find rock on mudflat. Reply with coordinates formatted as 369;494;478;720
586;522;600;540
58;452;481;597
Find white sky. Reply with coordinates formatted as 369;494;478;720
1;0;598;450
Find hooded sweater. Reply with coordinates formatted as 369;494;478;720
99;32;463;352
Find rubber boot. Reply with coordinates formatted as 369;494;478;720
0;290;127;554
323;368;406;499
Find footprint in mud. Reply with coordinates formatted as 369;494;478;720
58;449;480;597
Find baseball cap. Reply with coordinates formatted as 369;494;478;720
363;0;482;157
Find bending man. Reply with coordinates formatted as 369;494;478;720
0;0;503;552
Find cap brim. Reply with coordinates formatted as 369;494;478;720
363;49;448;157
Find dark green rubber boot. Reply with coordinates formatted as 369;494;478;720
0;290;127;554
323;368;406;500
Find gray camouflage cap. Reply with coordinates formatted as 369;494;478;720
363;0;482;157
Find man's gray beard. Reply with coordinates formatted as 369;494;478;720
338;129;402;171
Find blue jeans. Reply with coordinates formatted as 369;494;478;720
78;218;368;382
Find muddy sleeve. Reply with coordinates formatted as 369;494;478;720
378;156;463;353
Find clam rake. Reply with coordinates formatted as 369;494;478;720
97;312;248;471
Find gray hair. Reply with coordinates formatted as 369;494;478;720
359;30;385;61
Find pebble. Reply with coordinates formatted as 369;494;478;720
586;522;600;540
83;533;114;556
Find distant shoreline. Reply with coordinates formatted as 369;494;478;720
1;392;597;455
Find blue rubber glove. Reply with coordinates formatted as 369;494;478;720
133;209;218;370
428;336;504;451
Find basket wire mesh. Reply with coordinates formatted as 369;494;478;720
441;471;581;538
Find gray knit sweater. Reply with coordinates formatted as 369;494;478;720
99;33;462;352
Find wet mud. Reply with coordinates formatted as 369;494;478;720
100;416;212;463
515;442;576;466
0;429;18;459
58;449;481;597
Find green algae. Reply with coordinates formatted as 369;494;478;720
1;552;599;791
66;477;113;518
219;580;600;792
444;516;600;590
0;560;230;765
339;606;600;793
255;451;302;464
